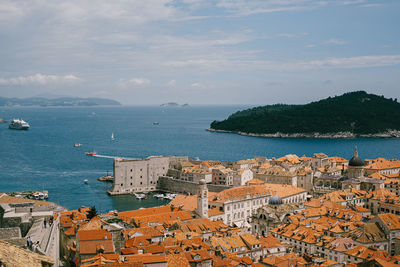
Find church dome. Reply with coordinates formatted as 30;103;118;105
349;147;364;167
269;194;283;205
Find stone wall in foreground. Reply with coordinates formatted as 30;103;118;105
157;176;231;195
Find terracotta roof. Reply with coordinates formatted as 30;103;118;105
168;195;197;211
365;158;400;171
208;208;224;216
260;235;283;248
344;223;387;243
79;216;102;231
166;254;190;267
173;218;227;234
184;249;212;262
126;227;163;239
210;183;305;203
369;172;388;180
78;229;112;241
240;233;260;246
182;167;211;174
345;245;390;261
79;240;115;255
246;178;265;185
325;237;354;252
329;157;349;164
118;206;193;225
125;236;151;248
377;213;400;230
201;160;222;167
263;253;307;266
81;253;119;266
125;254;167;264
275;154;301;165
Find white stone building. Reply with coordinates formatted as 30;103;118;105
233;168;254;186
109;156;171;195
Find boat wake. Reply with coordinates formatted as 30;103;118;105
93;154;136;160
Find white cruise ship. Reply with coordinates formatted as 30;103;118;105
9;119;30;130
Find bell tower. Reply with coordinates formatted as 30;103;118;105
196;179;208;218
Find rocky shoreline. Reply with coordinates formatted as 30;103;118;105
207;128;400;138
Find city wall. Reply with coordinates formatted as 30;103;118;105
157;176;231;194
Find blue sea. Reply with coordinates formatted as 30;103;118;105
1;105;399;212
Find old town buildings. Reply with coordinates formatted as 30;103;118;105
5;150;400;267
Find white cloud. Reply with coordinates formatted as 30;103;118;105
167;80;176;87
129;78;150;85
361;3;383;8
117;77;151;88
166;55;400;71
325;38;347;45
0;73;81;86
191;82;201;87
215;0;371;16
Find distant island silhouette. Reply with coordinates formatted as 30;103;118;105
160;102;190;107
0;96;121;107
209;91;400;138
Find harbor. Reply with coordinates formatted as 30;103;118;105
7;190;49;200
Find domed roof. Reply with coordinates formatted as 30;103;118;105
199;179;206;185
349;147;364;167
269;194;283;205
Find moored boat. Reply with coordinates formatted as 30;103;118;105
85;151;97;156
9;118;30;130
133;193;146;199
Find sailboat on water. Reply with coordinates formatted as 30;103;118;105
111;133;115;141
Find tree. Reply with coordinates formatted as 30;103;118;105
87;206;98;220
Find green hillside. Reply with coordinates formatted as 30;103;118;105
210;91;400;135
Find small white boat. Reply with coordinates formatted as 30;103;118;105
163;193;176;200
153;122;159;125
111;133;115;141
84;179;89;184
154;194;164;199
74;143;82;147
33;192;40;200
133;193;146;199
37;192;45;200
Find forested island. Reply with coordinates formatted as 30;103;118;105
209;91;400;138
0;96;121;107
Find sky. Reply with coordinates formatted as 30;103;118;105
0;0;399;105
